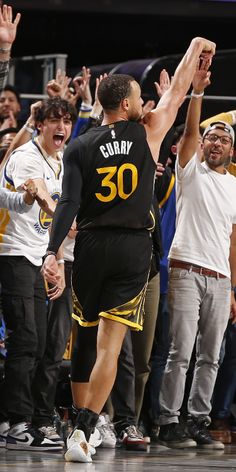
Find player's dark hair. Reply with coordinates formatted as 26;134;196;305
98;74;135;111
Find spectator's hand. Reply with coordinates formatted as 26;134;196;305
192;58;211;93
155;69;171;98
230;291;236;324
142;100;155;118
27;100;42;128
41;255;65;300
0;5;21;48
21;179;38;205
46;264;65;300
46;68;71;99
155;162;165;177
46;80;61;97
41;254;60;285
73;66;92;107
0;111;17;129
90;73;107;118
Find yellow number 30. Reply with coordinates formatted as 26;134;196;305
95;164;138;202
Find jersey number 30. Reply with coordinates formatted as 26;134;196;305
95;164;138;202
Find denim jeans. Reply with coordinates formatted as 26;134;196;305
159;267;231;425
211;321;236;420
148;292;170;421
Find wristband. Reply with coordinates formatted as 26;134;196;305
191;91;204;98
23;122;35;134
90;113;101;120
42;251;56;262
0;47;11;53
80;102;92;111
57;259;65;265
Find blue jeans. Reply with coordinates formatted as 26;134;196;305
211;321;236;420
148;292;170;421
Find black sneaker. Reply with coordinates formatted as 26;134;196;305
158;422;197;448
6;422;63;451
187;417;224;450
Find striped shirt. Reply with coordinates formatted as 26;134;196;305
0;60;9;92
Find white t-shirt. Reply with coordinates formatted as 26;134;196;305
63;235;75;262
169;153;236;278
0;139;63;266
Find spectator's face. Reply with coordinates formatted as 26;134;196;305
0;131;17;148
203;129;234;169
37;113;73;155
0;91;21;119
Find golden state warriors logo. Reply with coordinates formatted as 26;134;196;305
38;192;60;230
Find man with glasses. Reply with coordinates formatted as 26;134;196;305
158;60;236;450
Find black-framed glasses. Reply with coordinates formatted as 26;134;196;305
204;134;232;145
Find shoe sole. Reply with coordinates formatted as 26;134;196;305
50;440;65;446
100;442;116;448
6;443;62;451
125;443;147;451
197;443;225;450
158;439;197;449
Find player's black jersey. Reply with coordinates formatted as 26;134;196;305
47;120;157;255
75;120;156;230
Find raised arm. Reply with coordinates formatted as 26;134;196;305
0;4;21;88
178;57;212;167
143;37;215;162
0;100;41;174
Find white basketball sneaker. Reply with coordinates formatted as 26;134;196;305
65;428;92;463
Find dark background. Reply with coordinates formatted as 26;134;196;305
7;1;236;124
9;1;236;72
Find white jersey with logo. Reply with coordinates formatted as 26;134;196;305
169;153;236;278
0;139;63;266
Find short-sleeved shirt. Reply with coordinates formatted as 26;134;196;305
0;139;63;266
169;154;236;278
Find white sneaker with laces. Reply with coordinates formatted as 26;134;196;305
0;421;10;448
96;414;116;448
38;425;64;446
6;422;62;451
65;429;92;463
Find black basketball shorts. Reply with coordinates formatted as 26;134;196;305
72;228;153;331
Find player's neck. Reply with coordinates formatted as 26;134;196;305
102;110;128;126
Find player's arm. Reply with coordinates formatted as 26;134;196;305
143;37;215;162
44;139;83;257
